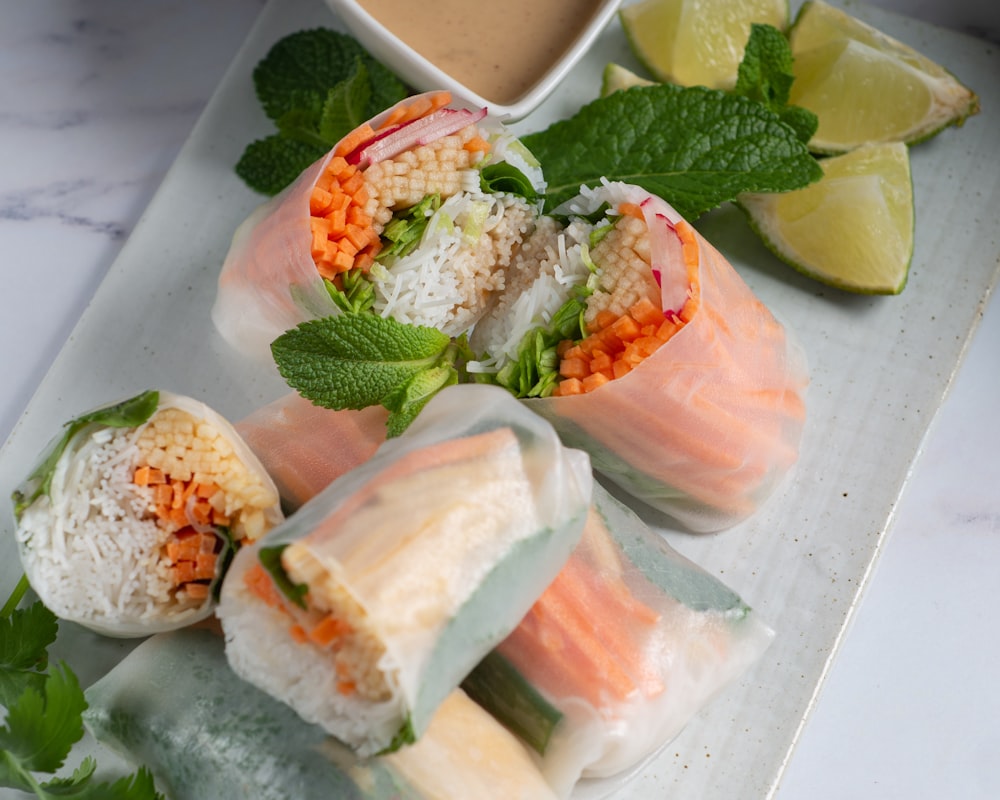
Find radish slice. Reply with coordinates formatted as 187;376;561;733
348;107;489;168
640;197;688;315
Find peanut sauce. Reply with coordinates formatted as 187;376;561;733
359;0;607;105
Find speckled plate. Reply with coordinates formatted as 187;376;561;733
0;0;997;797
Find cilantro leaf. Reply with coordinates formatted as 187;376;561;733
271;314;452;411
521;83;822;218
252;29;407;122
12;391;160;520
0;601;58;709
0;663;86;776
733;23;818;145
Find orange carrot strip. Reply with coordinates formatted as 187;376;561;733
333;123;376;158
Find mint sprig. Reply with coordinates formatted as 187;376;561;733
0;586;163;799
733;23;819;145
522;82;822;217
271;314;470;436
237;29;408;196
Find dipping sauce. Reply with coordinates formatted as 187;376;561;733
358;0;608;105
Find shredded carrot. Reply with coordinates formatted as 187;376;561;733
551;218;701;396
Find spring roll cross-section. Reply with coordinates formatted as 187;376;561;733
11;390;283;637
217;384;593;756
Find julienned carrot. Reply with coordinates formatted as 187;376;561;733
551;219;701;397
308;91;455;281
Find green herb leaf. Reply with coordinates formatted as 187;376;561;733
479;162;539;202
252;29;407;123
318;60;374;144
0;601;58;709
235;135;328;196
382;364;459;438
258;546;308;609
0;663;86;775
733;24;818;145
271;314;452;412
12;391;160;520
521;83;822;218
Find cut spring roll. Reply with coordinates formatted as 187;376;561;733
11;390;283;637
217;384;592;756
83;628;559;800
470;180;809;532
212;90;546;362
464;483;775;795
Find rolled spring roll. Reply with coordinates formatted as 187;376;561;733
463;483;775;795
470;180;809;532
217;384;592;756
235;393;388;509
11;390;283;637
83;628;559;800
212;90;546;362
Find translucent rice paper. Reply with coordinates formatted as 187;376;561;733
211;92;545;364
83;628;559;800
494;483;775;796
218;384;592;756
12;390;282;638
235;392;388;510
527;182;809;533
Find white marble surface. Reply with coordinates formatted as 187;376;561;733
0;1;997;798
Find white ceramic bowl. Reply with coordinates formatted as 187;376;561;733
326;0;623;122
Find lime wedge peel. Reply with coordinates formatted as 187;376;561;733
788;0;980;153
737;142;915;295
620;0;789;90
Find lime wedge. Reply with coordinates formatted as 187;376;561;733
789;0;979;153
620;0;789;90
738;142;914;294
600;63;654;96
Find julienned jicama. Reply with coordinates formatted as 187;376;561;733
12;390;283;637
217;384;593;756
211;89;546;361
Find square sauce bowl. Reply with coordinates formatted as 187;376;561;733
326;0;623;121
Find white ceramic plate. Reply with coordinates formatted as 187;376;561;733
1;0;997;797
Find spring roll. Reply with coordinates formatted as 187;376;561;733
470;180;809;532
463;483;775;795
212;90;545;362
11;390;283;637
83;628;559;800
217;384;592;756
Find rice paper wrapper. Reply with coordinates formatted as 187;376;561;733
83;629;559;800
211;91;544;363
234;393;388;511
11;390;282;637
481;483;775;795
527;182;809;533
218;383;593;756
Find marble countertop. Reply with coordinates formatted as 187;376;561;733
1;1;997;798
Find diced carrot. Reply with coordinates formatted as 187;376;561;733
333;123;376;158
172;561;197;585
309;614;353;647
581;373;610;392
593;309;618;331
554;377;584;396
628;297;663;327
589;351;613;374
611;314;642;342
243;562;284;609
194;552;218;580
612;360;632;380
559;357;589;380
326;208;347;236
289;624;309;644
463;135;491;153
618;202;645;220
310;186;334;215
184;582;210;601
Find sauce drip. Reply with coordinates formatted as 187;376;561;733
359;0;607;105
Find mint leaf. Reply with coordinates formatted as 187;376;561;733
382;364;459;438
0;601;58;709
271;314;452;411
733;24;818;145
12;391;160;520
235;135;328;196
252;29;406;123
521;83;822;218
318;61;374;144
479;162;539;202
